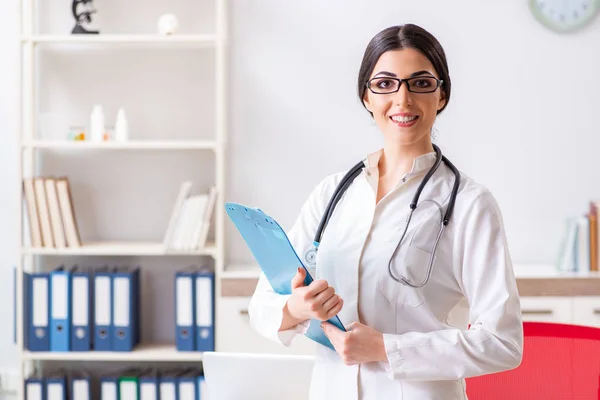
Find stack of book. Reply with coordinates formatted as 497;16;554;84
556;201;600;273
23;177;81;249
163;182;218;251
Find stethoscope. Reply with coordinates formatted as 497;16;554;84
306;143;461;288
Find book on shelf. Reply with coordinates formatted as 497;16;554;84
23;176;81;249
555;201;600;273
163;182;218;251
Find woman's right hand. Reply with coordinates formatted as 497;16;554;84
286;267;344;322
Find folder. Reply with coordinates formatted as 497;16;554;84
119;368;146;400
195;268;214;352
178;369;201;400
159;369;181;400
197;375;207;400
112;266;140;352
175;267;196;351
46;372;67;400
225;202;346;350
27;272;50;351
25;376;45;400
139;370;159;400
50;266;71;351
94;266;113;351
70;371;91;400
70;265;92;351
198;374;208;400
100;374;120;400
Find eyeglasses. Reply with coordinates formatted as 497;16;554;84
365;76;443;94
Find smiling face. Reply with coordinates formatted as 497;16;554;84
362;48;446;149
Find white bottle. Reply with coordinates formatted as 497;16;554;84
114;108;128;142
89;104;105;142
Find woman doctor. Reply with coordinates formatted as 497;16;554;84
248;23;523;400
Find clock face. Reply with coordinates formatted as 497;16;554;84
529;0;600;33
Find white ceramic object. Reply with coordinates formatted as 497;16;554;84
158;14;179;35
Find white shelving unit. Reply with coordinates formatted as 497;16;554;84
15;0;227;398
22;140;219;150
22;343;205;362
23;34;218;45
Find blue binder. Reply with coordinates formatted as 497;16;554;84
50;266;71;352
224;202;346;350
26;272;50;351
159;368;181;400
112;266;140;352
24;376;45;400
197;375;207;400
94;266;113;351
70;265;92;351
139;370;159;400
195;268;214;352
70;371;91;400
177;369;201;399
175;267;196;351
100;374;120;400
46;372;67;400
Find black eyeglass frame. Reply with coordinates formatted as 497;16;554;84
365;76;444;94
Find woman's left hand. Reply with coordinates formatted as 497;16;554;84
321;321;388;365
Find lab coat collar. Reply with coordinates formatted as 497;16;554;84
364;148;437;176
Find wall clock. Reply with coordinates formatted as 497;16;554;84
529;0;600;33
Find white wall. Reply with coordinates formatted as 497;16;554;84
0;0;599;370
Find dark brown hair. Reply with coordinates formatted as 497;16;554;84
357;24;451;116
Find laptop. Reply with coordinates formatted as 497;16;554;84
202;352;314;400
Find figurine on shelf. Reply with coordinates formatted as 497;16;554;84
71;0;99;34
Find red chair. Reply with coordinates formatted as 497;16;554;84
465;322;600;400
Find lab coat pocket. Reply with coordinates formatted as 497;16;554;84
375;252;425;309
401;245;435;288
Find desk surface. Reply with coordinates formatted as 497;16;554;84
221;264;600;297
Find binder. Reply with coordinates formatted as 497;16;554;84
70;265;92;351
100;374;120;400
94;266;113;351
178;369;201;400
175;267;196;351
46;373;67;400
159;369;181;400
70;371;91;400
112;266;140;352
197;375;207;400
25;376;45;400
225;202;346;350
50;266;71;351
139;370;159;400
27;272;50;351
118;368;146;400
195;268;214;352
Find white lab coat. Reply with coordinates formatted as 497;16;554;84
248;150;523;400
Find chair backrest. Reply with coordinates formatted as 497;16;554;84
465;322;600;400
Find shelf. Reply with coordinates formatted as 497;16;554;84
513;263;600;279
21;241;217;256
22;343;204;361
221;264;261;279
22;34;218;47
22;140;219;150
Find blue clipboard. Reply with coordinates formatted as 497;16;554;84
225;202;346;350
